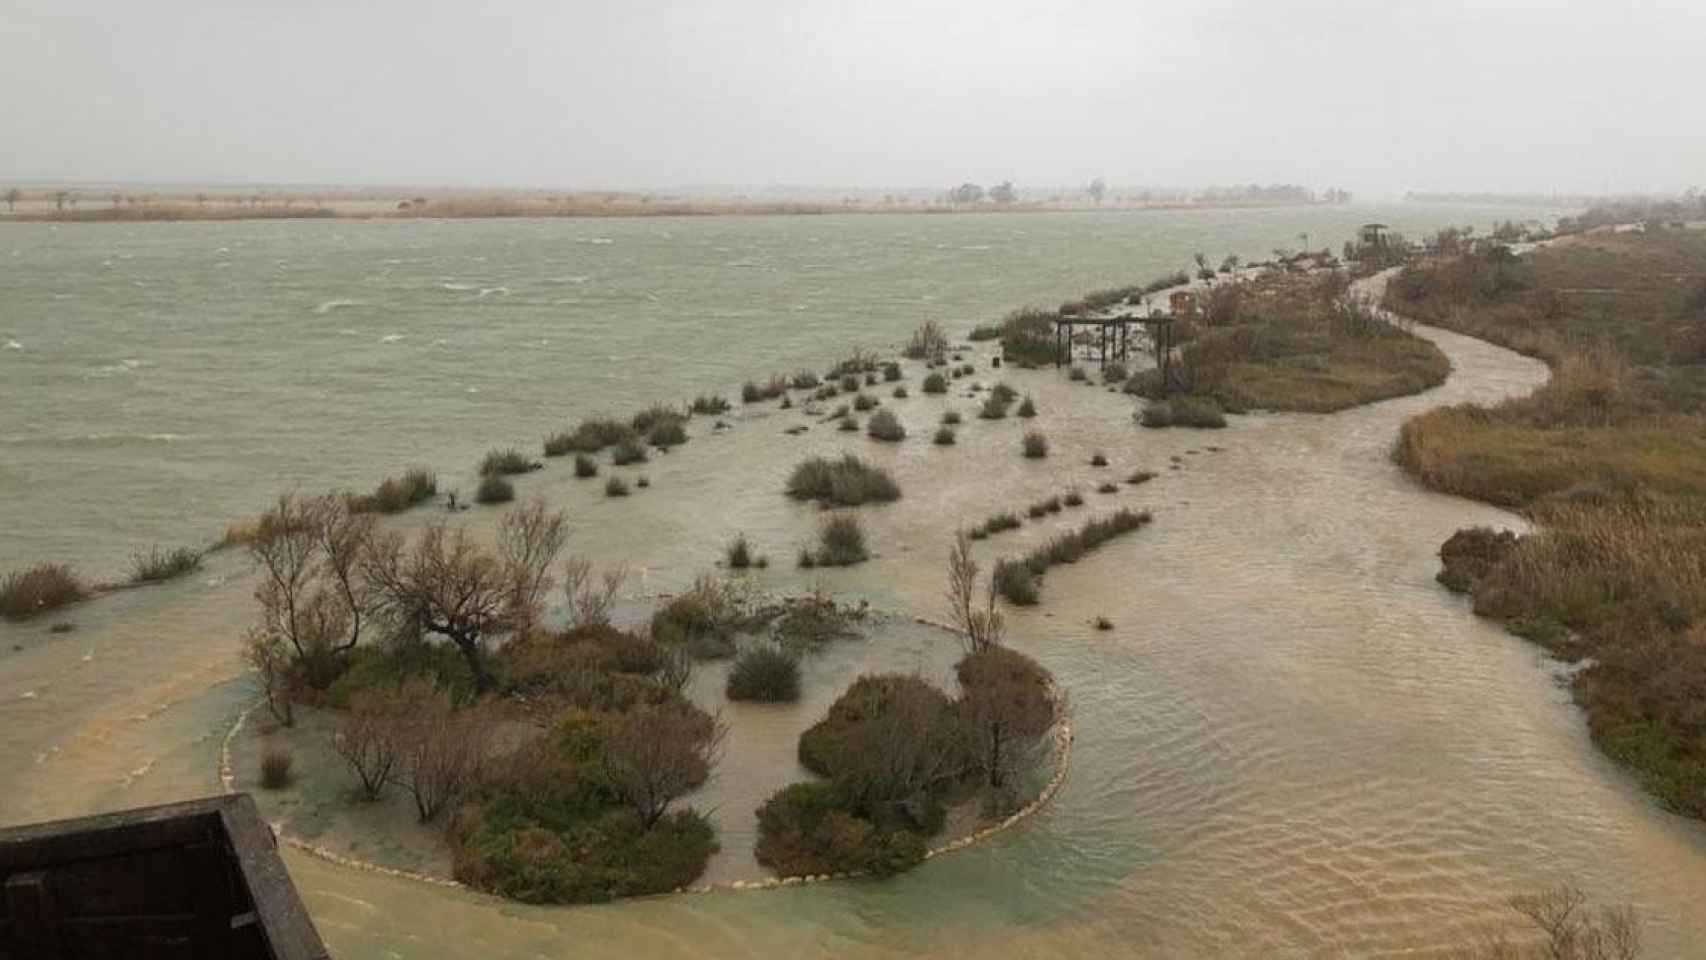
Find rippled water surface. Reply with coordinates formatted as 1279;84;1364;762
5;206;1705;958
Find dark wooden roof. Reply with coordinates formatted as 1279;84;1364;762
1;794;329;960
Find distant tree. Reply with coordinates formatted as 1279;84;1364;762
989;181;1016;204
950;182;984;204
3;188;19;213
52;191;68;211
195;192;208;206
1087;177;1107;204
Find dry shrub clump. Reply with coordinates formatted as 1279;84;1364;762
0;563;87;620
785;455;901;506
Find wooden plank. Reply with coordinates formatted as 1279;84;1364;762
218;798;329;960
5;871;61;960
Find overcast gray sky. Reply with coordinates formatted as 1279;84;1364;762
2;0;1701;197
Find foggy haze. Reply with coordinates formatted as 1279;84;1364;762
2;0;1701;197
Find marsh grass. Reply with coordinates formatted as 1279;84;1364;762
786;455;900;506
867;409;906;442
611;437;649;465
480;448;537;477
979;393;1010;420
941;410;962;425
1017;395;1037;417
605;476;631;497
933;426;956;445
691;394;732;415
852;393;878;412
1140;397;1228;429
548;417;635;454
994;509;1152;605
345;468;437;514
475;475;515;504
130;546;202;584
574;454;598;478
923;372;948;394
0;564;86;620
726;645;801;702
1022;431;1048;458
814;515;869;566
726;534;754;569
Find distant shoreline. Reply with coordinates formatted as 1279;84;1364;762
0;196;1355;225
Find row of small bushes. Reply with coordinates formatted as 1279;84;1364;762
994;508;1154;605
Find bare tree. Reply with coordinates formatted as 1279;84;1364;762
602;704;725;827
393;682;493;822
52;190;68;212
947;532;1004;654
1509;885;1640;960
246;494;373;688
562;558;627;628
242;628;296;727
363;525;510;692
332;692;403;800
3;188;19;213
496;497;569;633
832;676;969;818
956;647;1055;790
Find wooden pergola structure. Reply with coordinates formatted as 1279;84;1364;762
1054;312;1178;383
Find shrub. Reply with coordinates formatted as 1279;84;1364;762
1022;431;1048;458
852;392;877;412
476;475;515;505
0;564;86;620
922;371;948;394
648;419;687;449
882;361;903;382
1103;362;1129;383
574;454;598;478
785;455;901;506
1090;451;1108;467
865;372;878;386
1068;365;1087;382
867;409;906;442
941;410;962;425
727;645;801;702
1126;469;1157;485
726;534;753;569
754;781;927;878
815;515;869;566
650;577;754;659
1094;616;1113;630
839;416;860;433
605;476;630;497
840;374;860;393
993;558;1039;605
1017;395;1037;417
346;468;437;513
791;370;820;389
904;321;949;362
480;448;536;477
979;393;1009;419
549;418;635;454
982;512;1022;535
690;394;730;415
631;404;685;435
1063;490;1084;507
259;748;294;789
611;436;649;465
933;426;956;445
1139;397;1228;429
1098;482;1119;494
130;545;202;584
893;386;908;399
798;549;817;569
741;381;765;403
968;323;1002;341
991;382;1018;404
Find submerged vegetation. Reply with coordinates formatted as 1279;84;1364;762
993;509;1153;605
345;468;437;514
1390;229;1706;820
785;455;901;506
130;545;203;584
0;563;87;620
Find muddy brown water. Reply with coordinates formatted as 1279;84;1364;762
5;213;1705;957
